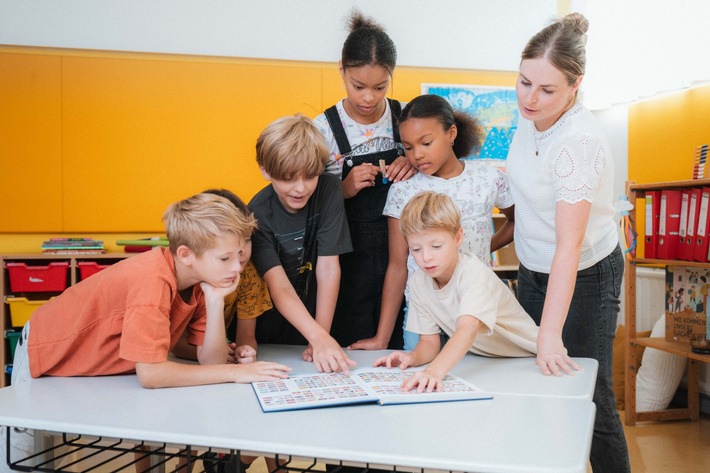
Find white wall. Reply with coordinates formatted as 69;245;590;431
0;0;556;71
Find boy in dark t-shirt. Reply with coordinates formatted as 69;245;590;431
248;114;355;374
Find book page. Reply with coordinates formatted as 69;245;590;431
253;368;491;412
353;368;491;405
252;372;375;412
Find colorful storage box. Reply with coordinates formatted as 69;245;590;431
6;297;52;327
5;262;69;292
5;330;21;361
77;261;110;280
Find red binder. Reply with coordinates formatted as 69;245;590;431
680;188;702;260
676;190;691;260
693;187;710;262
656;189;682;260
644;190;661;259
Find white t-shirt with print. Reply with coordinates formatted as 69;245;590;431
314;99;403;177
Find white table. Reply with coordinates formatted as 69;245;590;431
0;346;598;473
260;345;598;400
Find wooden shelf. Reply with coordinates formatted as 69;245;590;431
1;253;131;260
629;178;710;191
631;337;710;363
1;252;133;387
624;179;710;425
631;258;710;268
492;264;519;272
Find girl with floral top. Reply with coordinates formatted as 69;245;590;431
381;94;515;350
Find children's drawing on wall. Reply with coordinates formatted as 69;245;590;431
421;84;518;166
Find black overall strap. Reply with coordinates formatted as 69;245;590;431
324;105;351;156
388;98;402;144
325;99;402;156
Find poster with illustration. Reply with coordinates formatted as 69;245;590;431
421;84;518;165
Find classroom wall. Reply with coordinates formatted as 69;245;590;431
0;0;558;253
628;84;710;184
0;46;517;251
0;0;555;71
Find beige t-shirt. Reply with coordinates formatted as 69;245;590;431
407;253;538;357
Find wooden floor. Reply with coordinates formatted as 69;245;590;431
621;411;710;473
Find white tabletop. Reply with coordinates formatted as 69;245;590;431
259;345;599;400
0;346;598;473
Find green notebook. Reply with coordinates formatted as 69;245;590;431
116;237;169;247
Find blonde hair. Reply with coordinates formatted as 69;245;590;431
162;193;258;256
399;191;461;239
521;12;589;86
256;114;329;180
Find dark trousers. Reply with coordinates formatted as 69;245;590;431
331;218;404;349
517;245;630;473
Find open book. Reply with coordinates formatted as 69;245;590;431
252;367;492;412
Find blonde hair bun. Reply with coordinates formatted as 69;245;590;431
563;12;589;35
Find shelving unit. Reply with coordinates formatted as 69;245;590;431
1;253;132;387
624;179;710;425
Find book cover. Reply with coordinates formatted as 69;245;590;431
665;266;708;343
252;367;492;413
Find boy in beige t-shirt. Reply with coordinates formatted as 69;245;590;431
375;191;539;392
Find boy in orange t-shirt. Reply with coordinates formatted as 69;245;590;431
13;192;291;389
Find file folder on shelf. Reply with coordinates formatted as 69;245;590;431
680;188;702;260
656;189;682;260
644;190;661;259
676;190;691;260
693;187;710;262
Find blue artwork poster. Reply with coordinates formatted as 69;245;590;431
421;84;519;165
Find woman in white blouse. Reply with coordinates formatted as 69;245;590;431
505;13;629;473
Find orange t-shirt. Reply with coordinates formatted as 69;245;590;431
27;248;206;378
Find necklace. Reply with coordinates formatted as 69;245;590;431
533;128;543;157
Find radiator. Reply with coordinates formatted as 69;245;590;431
632;266;666;331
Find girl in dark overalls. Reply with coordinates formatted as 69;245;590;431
314;11;415;350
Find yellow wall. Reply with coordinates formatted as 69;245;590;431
0;46;516;253
627;83;710;258
628;84;710;184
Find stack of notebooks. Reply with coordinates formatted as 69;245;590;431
116;237;169;253
41;238;105;254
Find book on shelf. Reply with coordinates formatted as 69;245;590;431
665;266;708;343
41;237;104;253
692;144;708;180
252;367;492;413
41;249;106;255
116;237;169;248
